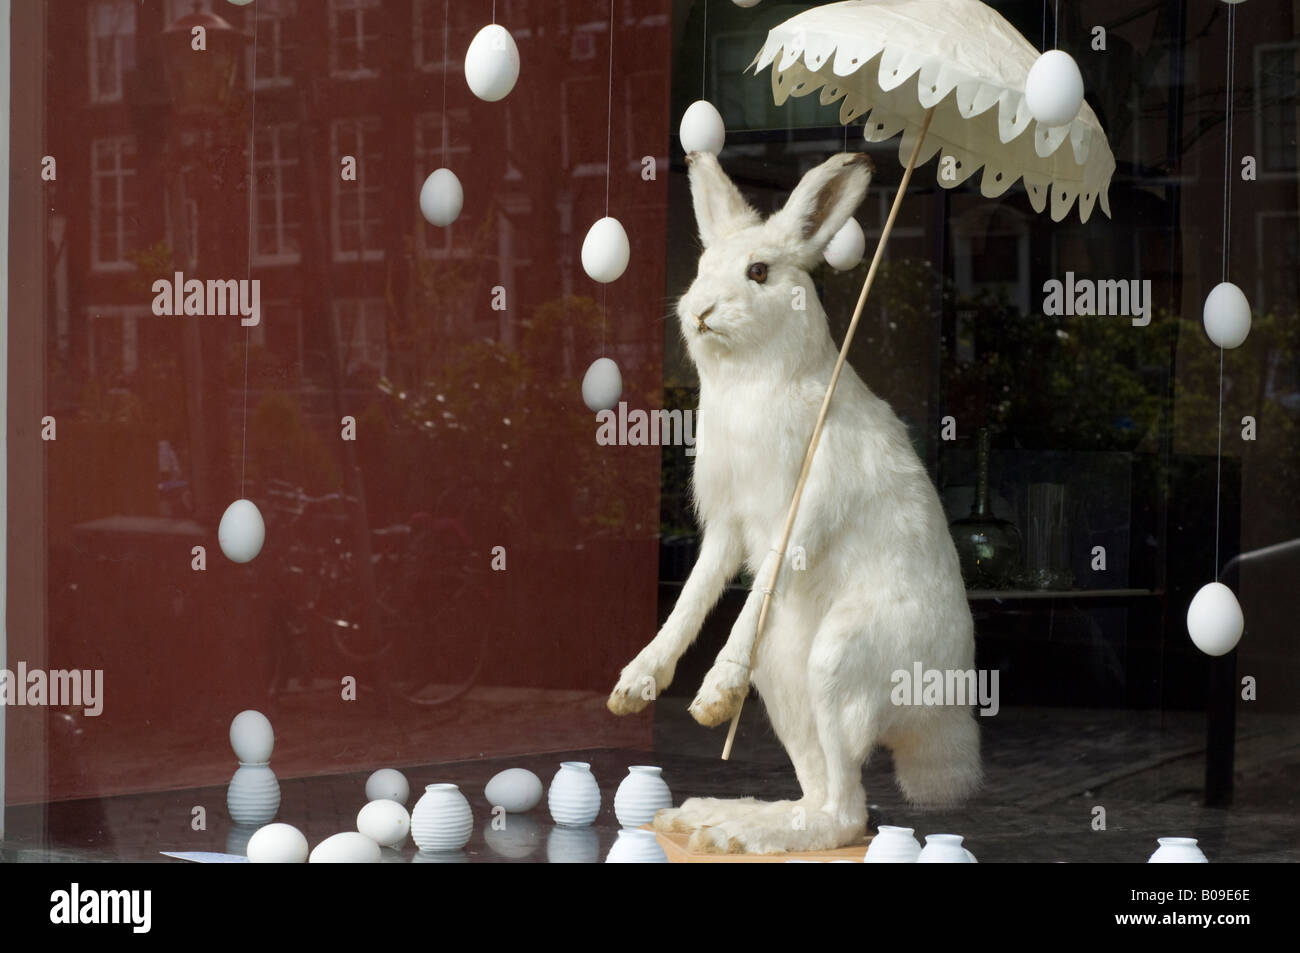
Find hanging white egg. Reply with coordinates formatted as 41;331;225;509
419;168;463;227
680;100;726;155
246;823;309;863
1202;281;1252;349
485;768;544;814
581;217;631;284
582;357;623;413
309;831;382;864
1024;50;1085;127
357;799;411;848
824;217;866;271
226;0;255;6
229;709;274;764
1187;582;1244;657
732;0;763;7
365;768;410;805
465;24;520;102
218;498;265;564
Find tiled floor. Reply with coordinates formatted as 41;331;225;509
4;701;1299;862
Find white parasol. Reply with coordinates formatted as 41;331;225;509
720;0;1117;758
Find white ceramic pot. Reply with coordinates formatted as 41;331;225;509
411;783;474;852
606;829;669;863
613;766;672;829
548;762;601;827
863;825;922;863
916;833;974;863
227;762;280;826
1148;837;1209;863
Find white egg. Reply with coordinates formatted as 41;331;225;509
229;709;274;764
824;217;866;271
1024;50;1085;127
1187;582;1244;657
680;100;726;155
1202;281;1252;349
581;217;630;284
582;357;622;413
309;831;382;864
464;24;520;102
219;499;265;564
484;768;544;813
246;823;308;863
357;799;411;848
365;768;410;805
732;0;763;7
419;168;463;227
226;0;254;6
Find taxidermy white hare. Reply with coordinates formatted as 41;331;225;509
607;151;981;853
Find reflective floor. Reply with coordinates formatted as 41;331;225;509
4;704;1299;862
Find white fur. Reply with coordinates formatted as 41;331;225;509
607;152;980;853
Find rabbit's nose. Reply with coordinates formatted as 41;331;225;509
693;303;715;330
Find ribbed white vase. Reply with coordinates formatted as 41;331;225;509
606;829;669;863
227;762;280;826
1148;837;1209;863
613;766;673;829
548;762;601;827
411;783;474;852
916;833;974;863
863;825;922;863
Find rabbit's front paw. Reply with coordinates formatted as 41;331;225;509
606;649;675;715
688;658;751;727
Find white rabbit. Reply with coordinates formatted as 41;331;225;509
607;151;981;853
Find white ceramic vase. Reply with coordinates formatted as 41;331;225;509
613;766;672;829
548;762;601;827
411;783;474;852
916;833;974;863
606;829;670;863
1148;837;1209;863
863;825;923;863
227;762;280;826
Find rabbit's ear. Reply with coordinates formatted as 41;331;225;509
769;152;874;268
687;151;760;248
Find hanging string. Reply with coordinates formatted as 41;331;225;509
701;0;708;100
605;0;615;216
442;0;449;164
492;0;496;26
1054;0;1060;49
601;0;615;356
1042;0;1047;51
1214;3;1237;581
241;7;260;498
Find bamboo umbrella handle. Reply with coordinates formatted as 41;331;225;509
721;107;936;761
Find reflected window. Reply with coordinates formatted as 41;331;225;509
251;0;297;89
88;0;136;104
331;117;384;261
86;306;145;379
253;124;302;264
330;0;382;78
1257;43;1299;174
332;298;387;378
90;136;138;271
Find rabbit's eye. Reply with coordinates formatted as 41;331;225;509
746;262;769;284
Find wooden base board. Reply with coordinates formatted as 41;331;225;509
647;827;872;863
